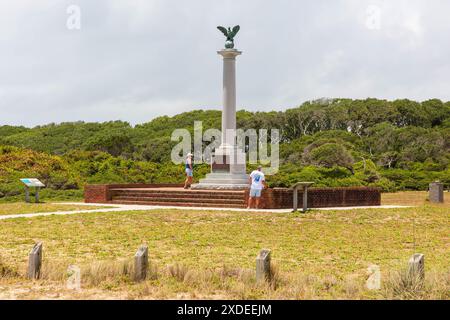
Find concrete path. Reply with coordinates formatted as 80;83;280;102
0;203;413;221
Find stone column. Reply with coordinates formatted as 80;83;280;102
191;48;248;190
218;49;241;147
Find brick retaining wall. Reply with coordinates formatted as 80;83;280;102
85;184;381;208
244;187;381;209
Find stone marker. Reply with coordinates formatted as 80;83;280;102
27;242;43;280
67;265;81;291
408;253;425;281
134;245;149;282
366;264;381;290
429;182;444;203
256;249;271;283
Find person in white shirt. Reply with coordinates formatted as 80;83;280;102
247;166;267;209
184;153;193;189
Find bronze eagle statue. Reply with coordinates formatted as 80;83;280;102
217;25;240;49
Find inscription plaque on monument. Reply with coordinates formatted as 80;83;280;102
211;155;230;173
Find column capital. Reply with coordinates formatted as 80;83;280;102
218;49;242;59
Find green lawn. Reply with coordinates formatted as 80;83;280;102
0;203;103;216
0;192;448;299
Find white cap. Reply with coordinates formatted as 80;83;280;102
187;153;193;157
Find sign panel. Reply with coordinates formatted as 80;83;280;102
20;178;45;188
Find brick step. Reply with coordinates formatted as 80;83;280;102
111;200;246;208
110;191;245;200
110;189;245;196
113;196;245;204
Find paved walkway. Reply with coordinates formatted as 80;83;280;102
0;203;412;221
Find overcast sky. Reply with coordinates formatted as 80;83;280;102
0;0;449;127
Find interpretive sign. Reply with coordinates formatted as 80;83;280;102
20;178;45;188
20;178;45;203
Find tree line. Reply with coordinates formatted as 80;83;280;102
0;98;448;199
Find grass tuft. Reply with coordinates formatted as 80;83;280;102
0;257;19;279
383;270;450;300
167;263;189;282
81;259;133;286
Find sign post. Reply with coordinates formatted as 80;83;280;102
291;182;315;213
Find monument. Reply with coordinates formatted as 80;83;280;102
84;26;382;208
192;26;249;189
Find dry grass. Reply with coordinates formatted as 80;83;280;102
1;258;448;300
168;263;189;282
81;259;134;287
0;257;19;278
383;269;450;300
0;191;448;299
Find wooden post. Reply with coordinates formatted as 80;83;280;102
408;253;425;281
256;249;271;283
302;186;308;213
292;187;298;212
134;245;148;282
27;242;43;280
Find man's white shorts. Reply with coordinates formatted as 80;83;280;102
250;188;262;198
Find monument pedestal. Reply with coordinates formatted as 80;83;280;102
191;173;249;190
192;145;248;190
